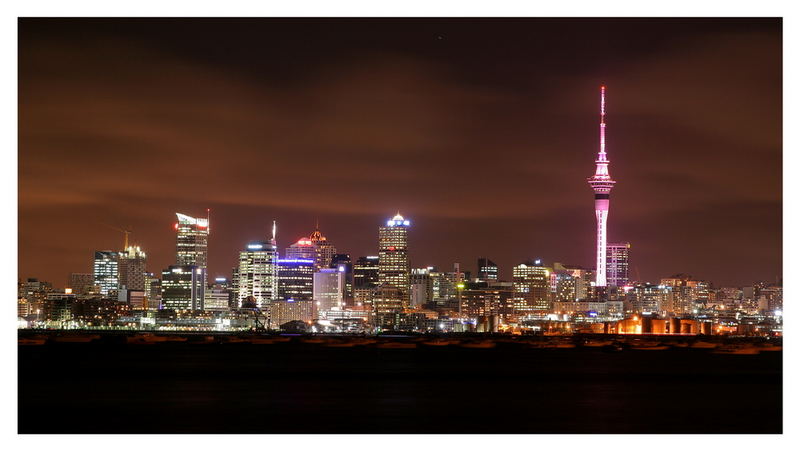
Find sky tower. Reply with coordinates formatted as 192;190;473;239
587;85;616;287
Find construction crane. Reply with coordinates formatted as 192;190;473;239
102;223;133;249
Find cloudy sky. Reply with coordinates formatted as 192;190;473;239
18;18;781;287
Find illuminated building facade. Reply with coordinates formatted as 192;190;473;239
118;245;147;291
175;212;209;269
19;278;53;318
353;255;380;306
587;86;616;287
376;213;411;312
236;241;279;308
626;283;670;314
93;251;119;295
330;254;353;304
161;265;205;311
277;258;314;301
606;242;630;287
313;268;346;311
270;298;314;327
660;275;710;314
512;260;552;314
477;257;499;282
461;285;513;318
204;278;232;312
145;272;161;310
285;237;316;261
309;225;337;271
410;267;435;308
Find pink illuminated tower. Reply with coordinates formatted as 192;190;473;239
587;85;616;287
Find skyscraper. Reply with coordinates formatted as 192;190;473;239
331;253;353;305
512;259;552;314
285;237;316;261
118;245;147;291
309;224;337;271
175;212;209;269
587;86;616;287
477;257;499;282
236;241;279;309
606;242;631;287
277;258;315;301
93;251;119;295
161;265;205;311
313;267;346;311
353;256;380;306
376;213;411;312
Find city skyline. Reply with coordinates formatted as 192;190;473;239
19;18;781;287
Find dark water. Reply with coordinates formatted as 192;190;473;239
18;337;782;433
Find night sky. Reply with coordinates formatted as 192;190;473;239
18;18;781;288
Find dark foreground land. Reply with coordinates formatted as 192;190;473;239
19;332;782;434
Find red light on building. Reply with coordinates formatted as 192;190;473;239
388;246;396;251
174;223;179;230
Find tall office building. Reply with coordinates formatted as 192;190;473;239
477;258;499;282
512;259;552;314
587;86;616;287
205;277;232;312
353;256;380;305
606;242;631;287
410;267;435;308
118;245;147;291
331;253;353;305
175;212;209;268
309;224;337;271
376;213;411;312
236;241;279;309
145;272;161;310
285;237;316;261
277;258;315;301
553;263;594;301
161;265;205;311
93;251;119;296
313;268;346;311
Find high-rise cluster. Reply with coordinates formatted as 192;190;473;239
17;87;782;335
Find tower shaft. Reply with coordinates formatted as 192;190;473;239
587;85;616;287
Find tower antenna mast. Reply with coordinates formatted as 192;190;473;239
587;85;616;287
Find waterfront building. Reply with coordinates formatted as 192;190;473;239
204;278;232;312
512;259;552;314
270;298;314;328
161;265;205;311
277;258;314;301
236;240;279;309
313;267;346;311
